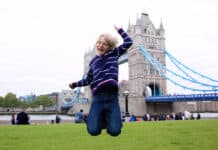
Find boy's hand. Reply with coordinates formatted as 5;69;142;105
114;25;121;31
69;83;75;89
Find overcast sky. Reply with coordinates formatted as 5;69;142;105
1;0;218;97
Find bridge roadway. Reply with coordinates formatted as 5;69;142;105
118;52;128;64
145;93;218;102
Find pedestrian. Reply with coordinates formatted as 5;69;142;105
11;112;16;125
130;114;136;122
69;25;133;136
55;111;61;124
16;109;30;125
197;112;201;120
75;109;84;123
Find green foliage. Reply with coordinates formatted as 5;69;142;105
28;101;39;108
0;120;218;150
0;93;54;109
3;93;19;108
19;101;29;108
35;95;53;109
0;96;4;107
0;93;53;108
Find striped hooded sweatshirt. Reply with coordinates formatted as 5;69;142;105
72;28;133;95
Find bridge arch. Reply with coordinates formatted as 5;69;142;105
147;83;162;96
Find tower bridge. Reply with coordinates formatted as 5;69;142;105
66;13;218;115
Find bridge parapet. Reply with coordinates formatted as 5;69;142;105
146;93;218;102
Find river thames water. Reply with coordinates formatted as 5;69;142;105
0;114;75;124
1;113;218;121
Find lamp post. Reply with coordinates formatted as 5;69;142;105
123;91;129;117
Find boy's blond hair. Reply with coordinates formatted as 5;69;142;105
98;33;118;50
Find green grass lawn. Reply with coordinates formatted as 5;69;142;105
0;120;218;150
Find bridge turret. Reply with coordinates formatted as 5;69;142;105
158;19;165;36
157;19;166;49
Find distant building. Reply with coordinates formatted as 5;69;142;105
19;94;36;102
47;92;59;110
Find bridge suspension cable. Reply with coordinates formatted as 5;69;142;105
139;46;218;93
61;87;82;106
61;75;88;107
164;49;218;83
150;49;218;88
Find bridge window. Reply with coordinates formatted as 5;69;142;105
150;66;155;75
144;68;148;74
148;31;150;35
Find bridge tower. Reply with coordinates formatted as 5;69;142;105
84;47;96;100
126;13;168;115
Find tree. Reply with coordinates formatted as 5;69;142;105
19;101;30;109
35;95;53;110
0;96;4;107
4;93;19;109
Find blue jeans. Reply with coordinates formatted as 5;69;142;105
86;92;122;136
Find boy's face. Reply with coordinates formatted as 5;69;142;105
96;36;110;56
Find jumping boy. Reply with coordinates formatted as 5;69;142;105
69;25;133;136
